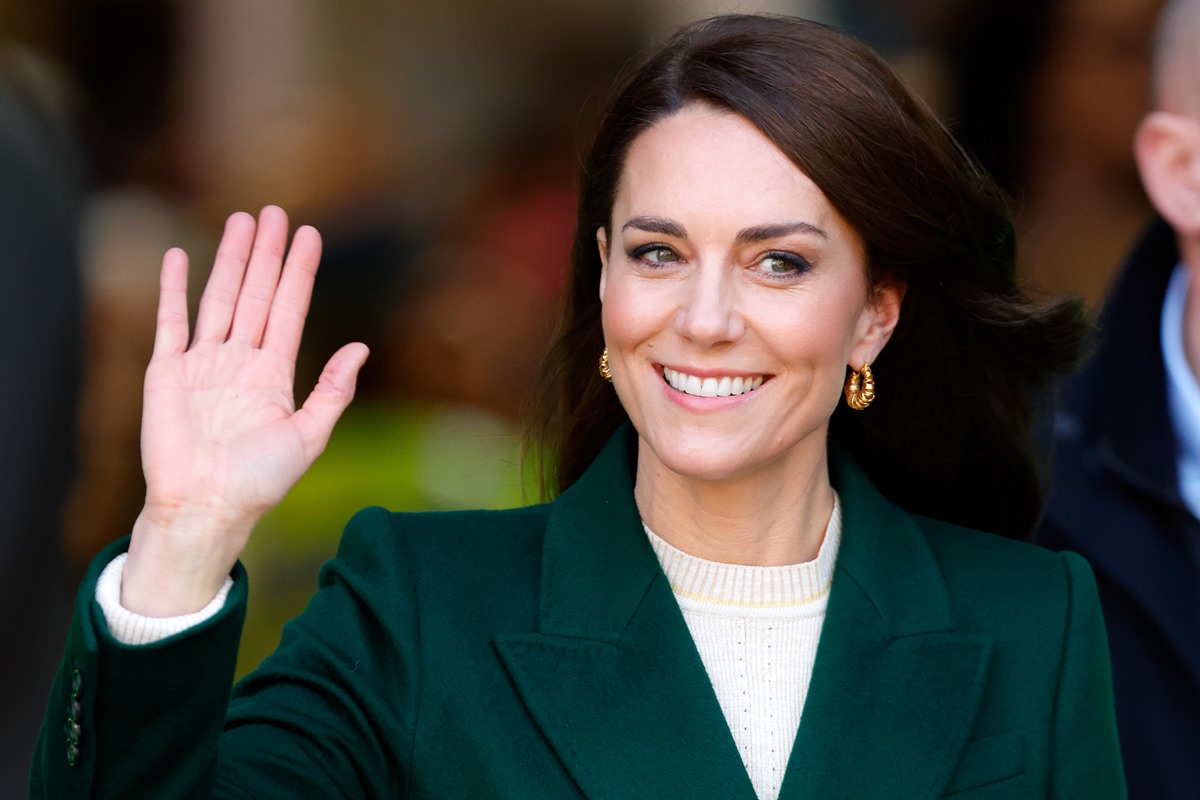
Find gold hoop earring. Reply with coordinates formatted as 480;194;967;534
599;347;613;382
844;363;875;410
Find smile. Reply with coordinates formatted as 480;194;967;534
662;367;765;398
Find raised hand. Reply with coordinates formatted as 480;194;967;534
122;206;369;616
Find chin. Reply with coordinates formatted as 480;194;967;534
639;426;766;483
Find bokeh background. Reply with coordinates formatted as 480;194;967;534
0;0;1163;792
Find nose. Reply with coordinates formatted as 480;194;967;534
674;262;745;345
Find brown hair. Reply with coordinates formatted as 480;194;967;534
524;14;1087;539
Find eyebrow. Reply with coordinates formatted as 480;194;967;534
620;216;828;243
621;216;687;238
735;221;828;244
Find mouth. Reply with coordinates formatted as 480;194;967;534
662;367;766;398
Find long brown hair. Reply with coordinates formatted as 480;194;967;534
524;14;1087;539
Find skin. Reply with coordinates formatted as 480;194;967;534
598;104;903;567
122;205;368;616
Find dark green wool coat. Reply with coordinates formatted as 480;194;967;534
33;426;1125;798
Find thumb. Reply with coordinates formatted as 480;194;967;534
292;342;370;458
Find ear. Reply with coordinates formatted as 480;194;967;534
597;227;610;301
1135;111;1200;236
849;280;905;369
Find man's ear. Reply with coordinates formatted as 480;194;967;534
849;280;905;369
1135;111;1200;236
597;227;609;300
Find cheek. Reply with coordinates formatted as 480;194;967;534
781;287;858;339
764;295;869;373
600;277;663;350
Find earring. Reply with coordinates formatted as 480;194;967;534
844;363;875;410
599;347;613;382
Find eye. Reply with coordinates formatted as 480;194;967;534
753;251;811;279
629;244;681;265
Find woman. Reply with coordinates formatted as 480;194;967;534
33;14;1123;799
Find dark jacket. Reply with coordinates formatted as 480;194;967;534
35;426;1123;798
1037;218;1200;800
0;67;83;797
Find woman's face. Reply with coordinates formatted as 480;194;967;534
598;104;901;484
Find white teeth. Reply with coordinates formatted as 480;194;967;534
662;367;765;398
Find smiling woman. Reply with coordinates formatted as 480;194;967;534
32;13;1123;800
593;106;896;564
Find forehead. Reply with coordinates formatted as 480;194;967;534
612;104;847;235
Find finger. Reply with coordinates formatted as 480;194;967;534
152;248;191;359
292;342;369;459
194;211;257;344
230;205;290;346
261;223;322;363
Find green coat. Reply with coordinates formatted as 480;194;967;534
32;426;1125;798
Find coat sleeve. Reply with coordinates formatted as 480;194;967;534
29;538;248;799
29;507;418;799
1048;552;1126;798
214;505;419;797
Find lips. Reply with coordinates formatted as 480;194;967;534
662;367;765;397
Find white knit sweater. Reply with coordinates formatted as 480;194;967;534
643;495;840;800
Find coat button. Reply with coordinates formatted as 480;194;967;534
66;668;84;766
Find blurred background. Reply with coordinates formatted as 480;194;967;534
0;0;1163;792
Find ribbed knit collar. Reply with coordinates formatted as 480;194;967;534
643;494;841;612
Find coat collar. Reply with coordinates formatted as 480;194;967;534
782;444;991;799
496;425;990;798
1047;217;1200;694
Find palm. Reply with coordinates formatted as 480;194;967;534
143;339;309;520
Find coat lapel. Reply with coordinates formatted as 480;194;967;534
779;448;992;799
495;426;756;799
498;428;992;798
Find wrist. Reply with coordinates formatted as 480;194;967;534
121;508;254;616
99;553;236;643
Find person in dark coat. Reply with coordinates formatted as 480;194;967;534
1036;1;1200;796
0;54;83;798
